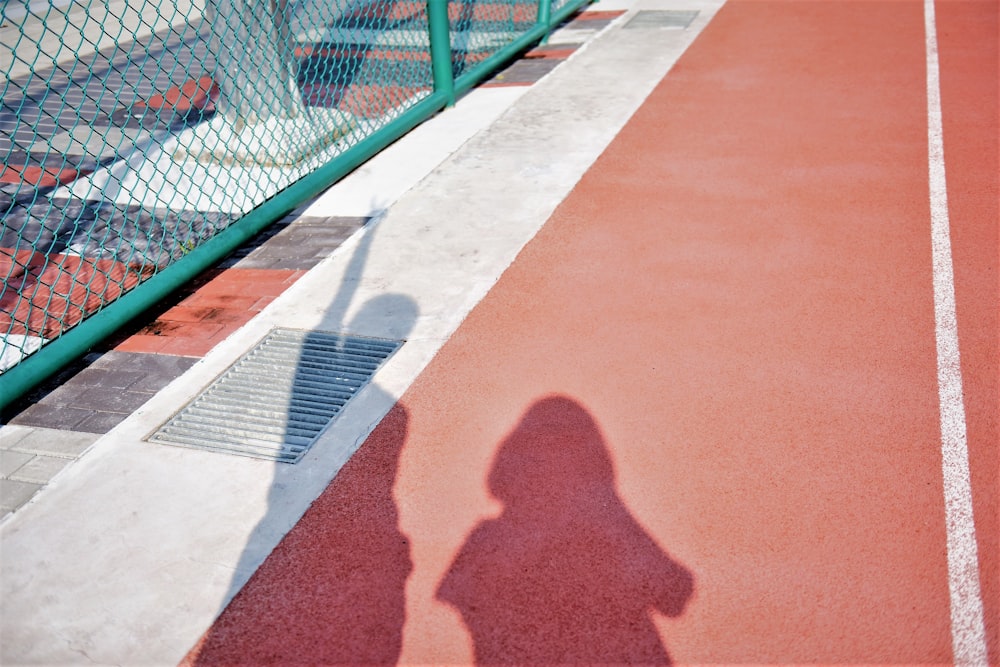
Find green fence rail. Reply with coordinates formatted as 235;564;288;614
0;0;590;410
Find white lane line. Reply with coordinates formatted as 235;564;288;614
923;1;989;664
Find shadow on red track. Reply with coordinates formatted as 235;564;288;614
185;394;694;664
185;400;413;664
438;395;694;664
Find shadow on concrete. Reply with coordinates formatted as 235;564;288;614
437;395;695;664
185;210;418;663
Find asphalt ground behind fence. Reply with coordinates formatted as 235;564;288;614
1;0;997;664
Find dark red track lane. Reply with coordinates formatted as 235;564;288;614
184;1;995;663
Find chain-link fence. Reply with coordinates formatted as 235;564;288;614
0;0;588;407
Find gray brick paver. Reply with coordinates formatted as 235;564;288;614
9;428;100;457
73;410;132;434
8;454;71;484
0;450;35;477
0;425;33;449
9;404;93;431
61;388;155;414
0;478;42;512
74;367;149;390
120;355;198;392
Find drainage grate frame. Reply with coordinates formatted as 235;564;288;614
148;329;403;463
623;10;700;29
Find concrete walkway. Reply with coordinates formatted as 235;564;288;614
1;0;997;664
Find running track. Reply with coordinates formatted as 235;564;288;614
184;0;997;663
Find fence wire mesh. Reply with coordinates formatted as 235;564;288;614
447;0;535;79
1;0;564;378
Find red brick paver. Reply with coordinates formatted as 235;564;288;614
112;268;304;357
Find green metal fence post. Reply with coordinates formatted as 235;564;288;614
537;0;552;41
427;0;456;106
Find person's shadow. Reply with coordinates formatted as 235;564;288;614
437;395;695;664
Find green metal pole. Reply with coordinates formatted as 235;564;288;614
427;0;455;106
536;0;552;43
453;0;588;95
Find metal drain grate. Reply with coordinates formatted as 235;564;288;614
623;10;700;29
148;329;402;463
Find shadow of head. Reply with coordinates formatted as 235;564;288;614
437;394;695;664
488;394;614;509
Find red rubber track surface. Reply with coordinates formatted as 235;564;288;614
184;0;997;663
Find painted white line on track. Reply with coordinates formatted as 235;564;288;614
923;0;988;664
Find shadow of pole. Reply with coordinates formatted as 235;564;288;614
214;206;377;604
188;394;415;664
185;211;419;664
